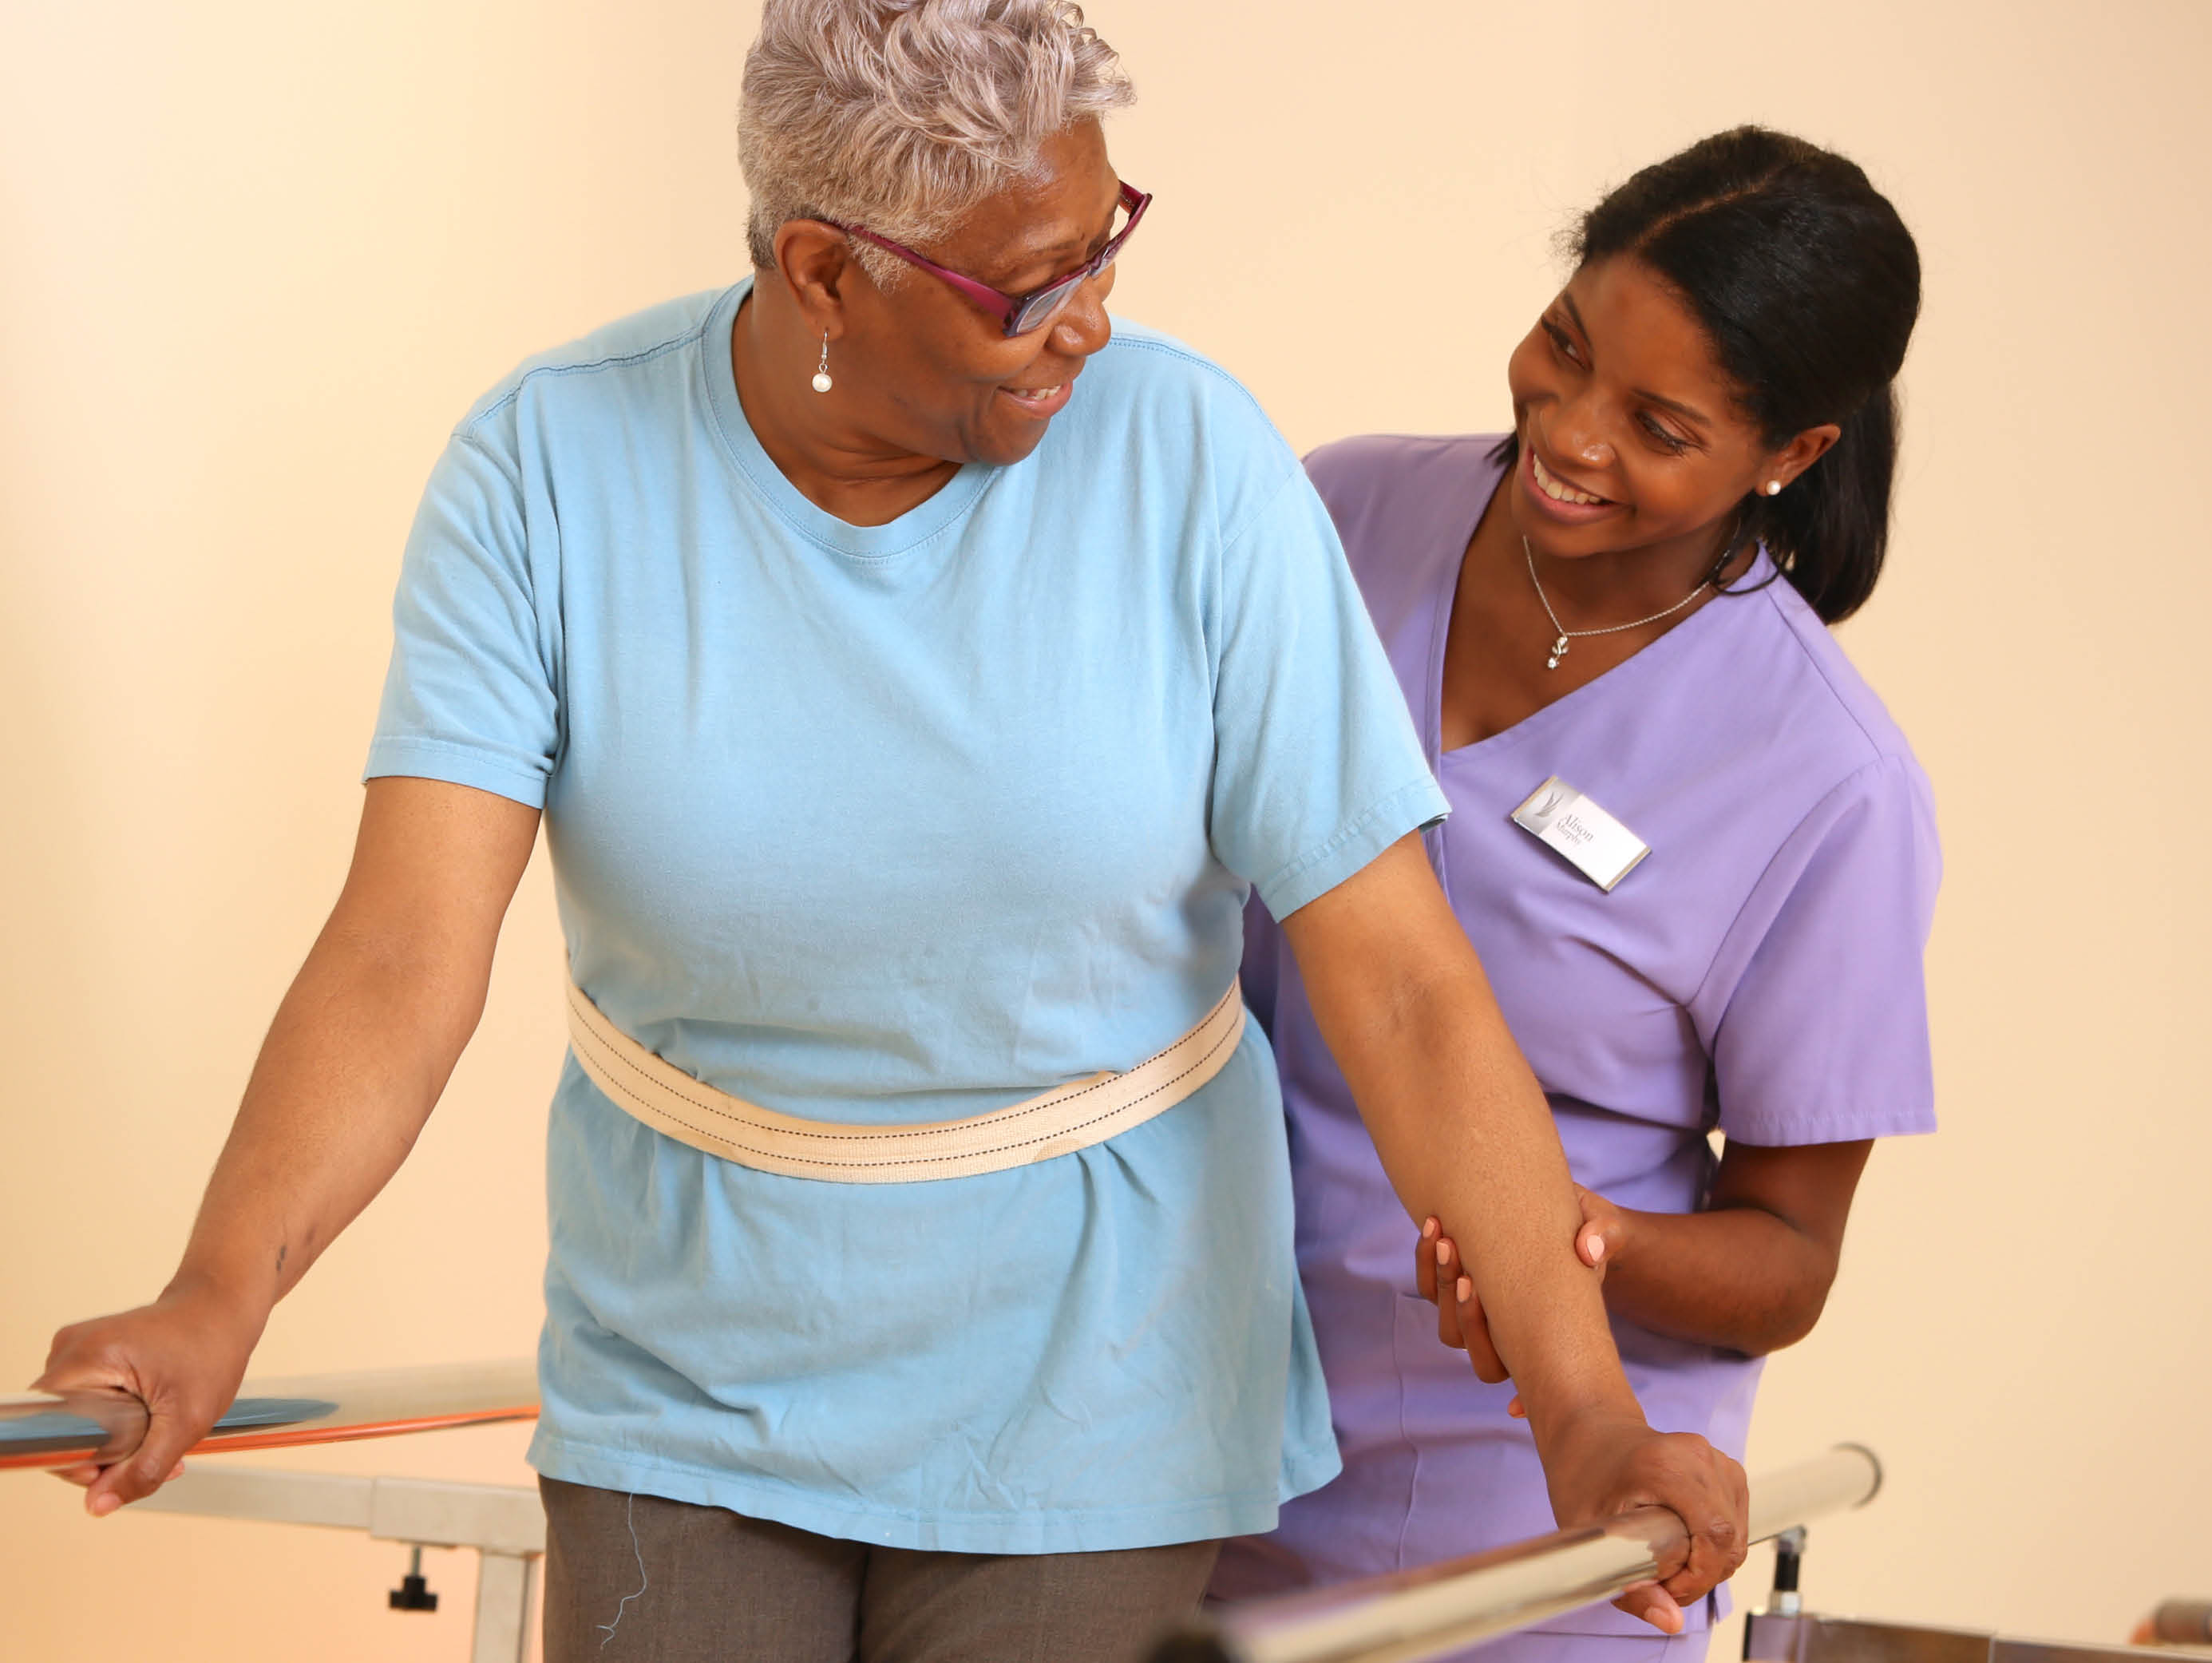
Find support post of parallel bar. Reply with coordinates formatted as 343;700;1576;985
471;1550;541;1663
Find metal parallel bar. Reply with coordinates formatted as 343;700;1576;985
366;1476;546;1555
133;1468;547;1555
126;1465;544;1662
1995;1642;2182;1663
1155;1446;1883;1663
132;1466;377;1531
1745;1612;1992;1663
1747;1613;2186;1663
2145;1602;2212;1647
2;1359;547;1659
0;1359;538;1472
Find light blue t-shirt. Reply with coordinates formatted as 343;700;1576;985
366;279;1449;1554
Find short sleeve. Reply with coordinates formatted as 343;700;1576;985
1698;755;1941;1145
363;426;560;807
1207;466;1449;919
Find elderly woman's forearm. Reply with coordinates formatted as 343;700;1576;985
171;930;485;1309
1280;845;1642;1429
1347;970;1640;1422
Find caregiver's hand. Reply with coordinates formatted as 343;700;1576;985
34;1276;266;1515
1413;1215;1510;1381
1416;1190;1624;1385
1543;1407;1749;1632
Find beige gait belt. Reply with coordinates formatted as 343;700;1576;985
564;976;1245;1183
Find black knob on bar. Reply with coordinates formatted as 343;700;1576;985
389;1544;439;1612
1772;1527;1805;1596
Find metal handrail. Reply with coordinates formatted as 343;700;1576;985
1153;1444;1883;1663
7;1370;1881;1663
2142;1601;2212;1647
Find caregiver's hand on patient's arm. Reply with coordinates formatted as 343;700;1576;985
1414;1186;1620;1398
1280;836;1746;1631
1419;1136;1873;1364
34;778;540;1517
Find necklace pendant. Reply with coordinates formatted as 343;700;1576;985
1546;635;1569;671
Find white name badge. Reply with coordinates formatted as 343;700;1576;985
1510;777;1651;892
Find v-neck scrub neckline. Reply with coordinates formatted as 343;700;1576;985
1421;465;1751;772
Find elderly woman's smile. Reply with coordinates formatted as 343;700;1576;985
1001;379;1076;415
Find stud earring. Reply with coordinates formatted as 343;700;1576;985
811;332;833;394
1764;479;1783;496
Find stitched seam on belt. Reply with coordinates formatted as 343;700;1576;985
575;1003;1241;1171
580;1014;1237;1168
569;982;1239;1146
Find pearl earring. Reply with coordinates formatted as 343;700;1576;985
811;332;833;394
1764;479;1783;496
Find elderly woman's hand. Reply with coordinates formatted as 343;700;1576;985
1542;1409;1750;1633
34;1275;265;1513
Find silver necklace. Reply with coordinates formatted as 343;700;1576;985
1523;537;1711;671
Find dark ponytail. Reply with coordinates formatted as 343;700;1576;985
1574;127;1921;623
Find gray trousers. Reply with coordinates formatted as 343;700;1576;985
541;1476;1221;1663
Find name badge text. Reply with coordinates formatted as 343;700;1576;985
1510;778;1650;892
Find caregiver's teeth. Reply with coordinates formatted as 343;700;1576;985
1533;452;1606;506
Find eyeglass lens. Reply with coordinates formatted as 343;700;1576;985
1005;194;1140;335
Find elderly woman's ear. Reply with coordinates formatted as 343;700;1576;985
769;220;859;340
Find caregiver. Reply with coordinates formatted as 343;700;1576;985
1213;126;1937;1661
34;4;1743;1660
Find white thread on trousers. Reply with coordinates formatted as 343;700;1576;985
597;1492;648;1649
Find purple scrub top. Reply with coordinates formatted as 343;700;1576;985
1213;435;1940;1644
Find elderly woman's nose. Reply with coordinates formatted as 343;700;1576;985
1049;275;1114;358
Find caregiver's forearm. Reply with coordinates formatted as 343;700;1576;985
1597;1205;1834;1354
1593;1137;1871;1354
1280;837;1641;1441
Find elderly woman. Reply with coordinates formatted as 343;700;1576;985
38;3;1743;1658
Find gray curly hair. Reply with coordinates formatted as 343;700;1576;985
739;0;1135;283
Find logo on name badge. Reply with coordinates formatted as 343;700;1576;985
1510;777;1650;892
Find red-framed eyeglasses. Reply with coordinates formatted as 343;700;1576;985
828;183;1151;339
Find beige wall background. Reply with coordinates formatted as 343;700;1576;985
3;2;2206;1657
